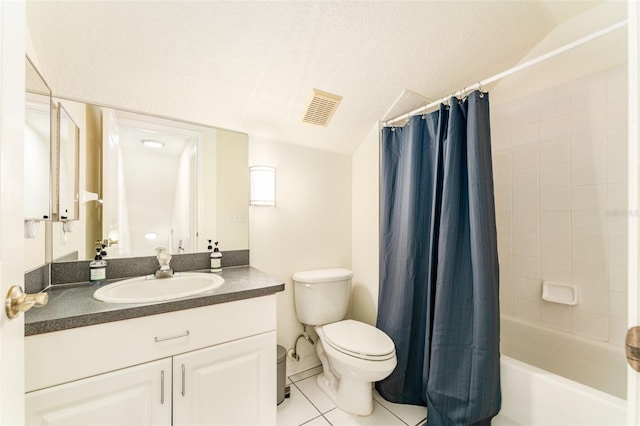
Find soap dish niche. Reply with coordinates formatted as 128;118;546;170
541;281;577;305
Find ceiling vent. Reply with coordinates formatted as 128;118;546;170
302;89;342;127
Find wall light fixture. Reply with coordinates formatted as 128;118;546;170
250;166;276;206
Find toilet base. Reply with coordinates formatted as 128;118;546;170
316;372;374;416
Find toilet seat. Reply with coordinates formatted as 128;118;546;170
322;320;395;361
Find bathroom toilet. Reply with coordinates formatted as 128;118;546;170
293;268;397;416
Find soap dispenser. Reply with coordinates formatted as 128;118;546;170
210;241;222;273
90;247;107;284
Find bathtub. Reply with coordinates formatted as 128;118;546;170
498;316;627;425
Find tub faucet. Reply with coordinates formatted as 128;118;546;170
155;247;174;279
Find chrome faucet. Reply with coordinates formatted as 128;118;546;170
155;247;174;279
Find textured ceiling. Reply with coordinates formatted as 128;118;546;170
26;1;600;154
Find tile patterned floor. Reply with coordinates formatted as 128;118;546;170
277;366;427;426
277;365;519;426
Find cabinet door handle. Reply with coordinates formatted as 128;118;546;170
154;330;190;342
181;364;186;396
160;370;165;404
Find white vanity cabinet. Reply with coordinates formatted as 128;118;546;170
26;358;172;426
25;295;277;426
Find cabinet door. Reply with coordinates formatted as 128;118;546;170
26;358;172;426
173;331;276;426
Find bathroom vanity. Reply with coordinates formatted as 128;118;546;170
24;266;284;426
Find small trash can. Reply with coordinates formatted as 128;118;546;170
277;345;287;405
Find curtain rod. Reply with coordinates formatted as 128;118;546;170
383;19;628;127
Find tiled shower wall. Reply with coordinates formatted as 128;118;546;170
491;64;628;346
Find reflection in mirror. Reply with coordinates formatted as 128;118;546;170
24;56;52;272
50;103;249;262
24;56;51;221
56;103;79;221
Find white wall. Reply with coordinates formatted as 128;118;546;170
350;123;380;326
249;136;351;374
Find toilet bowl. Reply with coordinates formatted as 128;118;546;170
314;320;397;415
293;269;397;416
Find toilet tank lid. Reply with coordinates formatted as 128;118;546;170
292;268;353;283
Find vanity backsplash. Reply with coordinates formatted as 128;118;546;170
25;250;250;293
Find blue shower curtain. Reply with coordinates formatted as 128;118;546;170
376;91;501;425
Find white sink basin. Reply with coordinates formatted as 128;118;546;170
93;272;224;303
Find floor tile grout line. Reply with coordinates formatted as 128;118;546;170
290;379;326;421
299;413;327;426
372;397;411;425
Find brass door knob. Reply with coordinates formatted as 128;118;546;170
5;285;48;320
626;326;640;372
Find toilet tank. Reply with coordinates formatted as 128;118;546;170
293;268;353;326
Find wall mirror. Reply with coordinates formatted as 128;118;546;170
55;102;80;222
24;56;52;221
50;102;249;263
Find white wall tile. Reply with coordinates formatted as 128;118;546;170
514;277;541;301
493;65;628;346
572;310;608;341
512;122;538;147
496;212;512;234
513;234;539;257
540;235;570;260
607;127;628;184
540;187;570;212
570;108;607;137
514;299;541;324
491;126;511;152
570;71;606;115
513;212;539;235
513;255;540;279
570;130;606;163
541;302;572;332
539;115;570;143
512;168;538;190
609;318;627;345
540;211;570;235
539;82;570;120
512;145;539;170
571;260;608;289
540;257;571;282
571;185;607;211
491;102;511;127
571;210;607;236
608;264;627;293
570;155;607;186
606;64;628;103
607;103;628;135
539;161;570;188
494;190;512;213
499;253;513;276
539;138;570;164
500;296;514;316
609;291;627;321
494;168;512;194
513;189;539;212
609;235;627;265
498;233;512;255
574;286;609;316
500;273;513;299
572;235;608;263
511;93;538;127
492;151;511;171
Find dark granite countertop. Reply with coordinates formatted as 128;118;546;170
25;266;284;336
